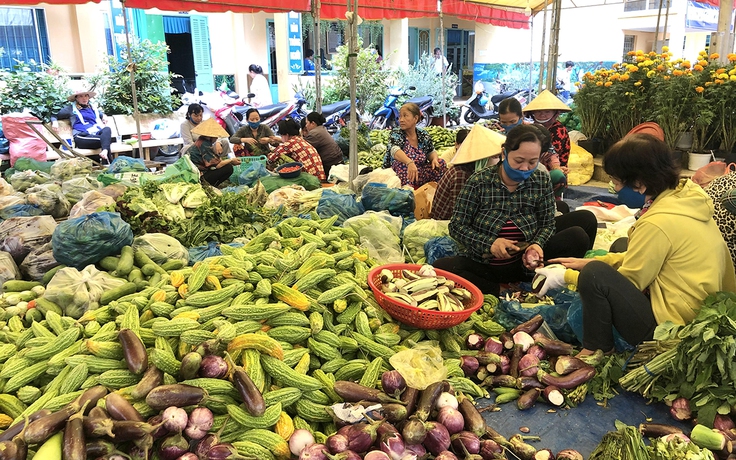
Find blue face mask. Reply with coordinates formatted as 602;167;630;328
500;119;523;132
617;185;646;208
248;121;261;129
502;156;538;183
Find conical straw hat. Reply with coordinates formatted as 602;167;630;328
191;118;228;138
451;124;506;165
68;89;97;102
522;89;571;113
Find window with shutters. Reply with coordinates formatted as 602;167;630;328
622;34;635;61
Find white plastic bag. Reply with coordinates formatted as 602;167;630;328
403;219;451;261
343;211;403;239
0;178;13;196
69;190;116;219
351;168;401;195
20;242;59;282
0;216;57;263
62;175;100;204
265;185;307;210
344;211;403;265
132;233;189;265
43;265;126;318
0;251;20;288
26;183;71;218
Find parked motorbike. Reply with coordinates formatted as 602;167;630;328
369;86;434;130
232;92;308;134
463;84;534;124
322;99;357;134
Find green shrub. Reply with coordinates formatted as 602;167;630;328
398;54;460;119
0;61;71;120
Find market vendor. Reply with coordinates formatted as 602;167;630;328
433;124;596;295
384;102;447;188
180;103;230;157
267;118;326;181
536;133;736;355
229;108;281;156
51;89;112;164
431;125;501;220
302;112;344;178
189;118;241;187
522;90;571;198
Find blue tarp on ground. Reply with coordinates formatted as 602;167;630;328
478;390;691;458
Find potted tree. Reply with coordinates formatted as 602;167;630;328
399;54;459;127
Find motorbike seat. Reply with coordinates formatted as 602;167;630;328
258;103;288;119
321;101;351;116
406;95;433;107
491;90;520;105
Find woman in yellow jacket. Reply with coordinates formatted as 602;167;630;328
535;133;736;355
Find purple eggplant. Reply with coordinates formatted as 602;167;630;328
437;407;464;435
162;406;188;432
185;407;214;440
483;337;503;355
379;432;405;460
106;392;145;422
402;417;427;445
83;406;115;438
381;371;407;398
345;422;379;453
0;409;50;442
131;365;164;400
518;354;540;378
460;356;480;378
669;397;692;422
118;328;148;375
160;432;189;460
326;433;349;454
299;443;328;460
434;451;459;460
424;422;451;456
179;352;203;381
200;354;228;379
466;334;485;350
146;384;206;410
451;431;481;455
479;439;503;460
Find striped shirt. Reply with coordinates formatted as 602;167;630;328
487;220;526;266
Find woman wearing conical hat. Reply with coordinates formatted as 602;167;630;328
189;118;241;187
523;90;572;199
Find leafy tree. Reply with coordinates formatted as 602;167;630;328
87;39;180;115
398;53;460;119
0;61;71;120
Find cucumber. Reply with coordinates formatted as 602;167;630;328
99;282;139;306
2;280;41;293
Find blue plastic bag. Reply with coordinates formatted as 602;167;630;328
361;183;415;217
52;212;133;269
0;204;44;220
108;156;148;174
424;236;460;264
238;162;270;186
495;289;580;344
188;241;244;264
317;189;365;225
566;295;635;352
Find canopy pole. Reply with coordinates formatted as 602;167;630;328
661;0;670;52
121;0;144;160
348;0;359;183
314;0;322;112
544;0;561;93
653;0;664;52
537;0;548;94
439;0;446;126
528;14;534;96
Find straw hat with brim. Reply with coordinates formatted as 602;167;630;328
451;124;506;165
522;90;571;113
68;90;97;102
191;118;228;139
626;122;665;142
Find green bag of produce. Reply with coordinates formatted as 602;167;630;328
52;212;133;269
260;173;321;194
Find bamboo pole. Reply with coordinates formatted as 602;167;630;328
348;0;359;183
121;0;144;160
314;0;322;112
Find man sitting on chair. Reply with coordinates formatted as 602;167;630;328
51;89;112;164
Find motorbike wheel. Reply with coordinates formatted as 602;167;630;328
369;115;388;130
417;111;431;128
464;110;480;124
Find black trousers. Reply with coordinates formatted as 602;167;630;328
74;127;112;151
433;210;597;295
578;261;656;351
201;164;234;187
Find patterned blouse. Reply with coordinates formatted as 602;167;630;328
430;163;474;220
547;119;571;167
268;137;326;181
383;127;435;168
449;163;556;263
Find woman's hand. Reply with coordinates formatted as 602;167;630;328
51;121;59;132
548;257;592;270
523;244;544;270
430;155;441;170
213;142;223;155
406;162;418;184
259;137;272;145
231;157;241;166
490;238;519;259
242;138;257;146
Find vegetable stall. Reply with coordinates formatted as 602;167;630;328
0;148;731;460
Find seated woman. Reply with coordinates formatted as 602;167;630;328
498;97;525;133
704;174;736;268
188;118;241;187
536;134;736;354
180;103;230;157
267;118;326;181
522;90;571;198
384;102;447;188
433;124;595;295
229;108;281;156
302;112;344;177
51;89;112;163
431;126;502;220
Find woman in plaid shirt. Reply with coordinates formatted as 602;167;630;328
433;124;596;295
268;118;326;181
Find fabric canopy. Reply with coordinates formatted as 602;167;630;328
122;0;310;14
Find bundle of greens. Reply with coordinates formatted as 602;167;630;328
620;292;736;427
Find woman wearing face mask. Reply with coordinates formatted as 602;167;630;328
431;125;502;220
523;90;571;198
180;103;230;157
433;124;595;295
536;134;736;357
188;119;241;187
230;108;281;156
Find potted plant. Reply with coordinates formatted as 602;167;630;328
398;54;460;127
697;52;736;159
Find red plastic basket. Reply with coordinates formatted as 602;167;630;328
367;264;483;330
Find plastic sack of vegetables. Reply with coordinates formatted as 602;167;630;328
361;183;416;217
0;216;57;264
107;156;148;174
13;157;54;174
424;236;460;264
188;241;244;264
402;219;450;262
141;156;200;185
25;183;71;218
50;158;94;181
43;265;126;319
69;190;115;219
495;289;580;345
566;293;634;352
0;177;13;196
52;212;133;269
260;173;321;194
20;242;59;282
317;189;365;226
265;185;306;210
0;250;20;287
0;193;26;210
359;224;404;264
0;204;43;220
9;170;52;192
62;175;100;204
238;161;271;186
351;168;401;195
132;233;189;265
343;210;403;239
389;342;448;390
